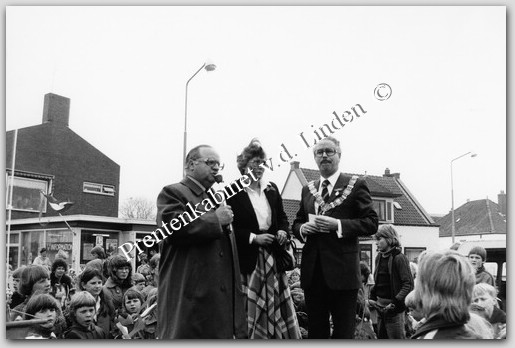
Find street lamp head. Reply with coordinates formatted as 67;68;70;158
471;153;477;158
204;63;216;72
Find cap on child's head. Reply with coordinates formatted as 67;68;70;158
468;246;487;261
132;273;145;283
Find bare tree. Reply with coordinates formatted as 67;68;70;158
119;197;156;220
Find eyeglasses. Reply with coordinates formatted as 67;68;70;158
314;148;340;157
248;159;266;168
196;158;224;170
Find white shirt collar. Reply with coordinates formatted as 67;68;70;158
245;178;270;194
319;171;340;189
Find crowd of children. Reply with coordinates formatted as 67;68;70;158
6;248;160;339
6;241;506;340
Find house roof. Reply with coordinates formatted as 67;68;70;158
300;168;400;198
295;168;434;226
438;199;507;237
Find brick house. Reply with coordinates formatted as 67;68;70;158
6;93;120;219
6;93;156;272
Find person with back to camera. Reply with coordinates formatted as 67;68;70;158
410;249;482;339
369;224;414;339
292;136;379;338
85;245;108;278
467;246;495;286
227;139;301;339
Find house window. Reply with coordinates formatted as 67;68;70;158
83;182;116;196
404;247;426;263
6;176;48;212
373;200;386;221
373;199;394;222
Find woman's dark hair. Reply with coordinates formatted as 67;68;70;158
236;138;267;175
24;293;59;319
79;268;104;290
90;245;107;259
108;254;133;288
51;258;68;273
79;268;114;319
19;265;49;296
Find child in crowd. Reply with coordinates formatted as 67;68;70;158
123;289;143;319
468;246;495;286
24;293;60;339
103;255;133;310
470;283;506;338
64;291;107;339
131;273;146;294
10;265;51;321
355;262;376;339
9;265;27;309
114;289;144;339
410;250;482;339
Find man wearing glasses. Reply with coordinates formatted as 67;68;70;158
293;136;378;338
156;145;247;339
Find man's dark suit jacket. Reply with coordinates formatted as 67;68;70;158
292;173;378;291
227;181;290;275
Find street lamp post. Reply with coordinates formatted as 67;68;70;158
450;151;477;244
183;62;216;165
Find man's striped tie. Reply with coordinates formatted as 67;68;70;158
318;179;330;214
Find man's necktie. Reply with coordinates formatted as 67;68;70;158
318;179;330;214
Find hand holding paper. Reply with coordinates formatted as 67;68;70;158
314;215;338;233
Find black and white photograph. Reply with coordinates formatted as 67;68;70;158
4;3;507;341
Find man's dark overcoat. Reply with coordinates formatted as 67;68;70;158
156;177;247;339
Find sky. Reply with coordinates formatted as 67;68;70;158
5;5;506;216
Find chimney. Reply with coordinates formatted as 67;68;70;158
42;93;70;126
383;168;400;179
290;161;300;170
498;190;506;216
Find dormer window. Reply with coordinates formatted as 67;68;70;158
372;199;393;223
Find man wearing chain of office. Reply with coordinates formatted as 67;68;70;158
293;136;378;339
